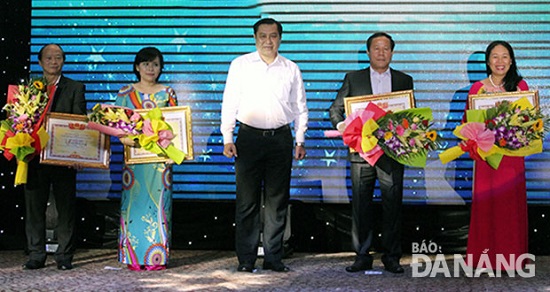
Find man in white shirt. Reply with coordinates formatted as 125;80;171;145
221;18;308;273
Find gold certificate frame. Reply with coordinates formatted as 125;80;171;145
124;106;194;164
468;90;539;110
343;90;415;153
344;90;415;116
40;113;110;168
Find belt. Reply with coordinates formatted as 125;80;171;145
239;123;290;137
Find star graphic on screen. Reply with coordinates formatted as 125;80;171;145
199;148;212;162
171;29;188;52
209;76;219;91
321;150;337;167
86;46;106;70
86;46;106;62
107;93;117;102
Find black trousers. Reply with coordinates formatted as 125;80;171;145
350;154;404;263
234;123;293;265
24;160;77;264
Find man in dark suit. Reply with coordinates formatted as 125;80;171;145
329;32;413;274
22;44;86;270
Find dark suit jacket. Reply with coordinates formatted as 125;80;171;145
329;67;414;162
50;75;87;115
24;75;86;260
28;75;86;166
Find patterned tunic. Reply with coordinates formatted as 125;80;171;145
116;84;177;267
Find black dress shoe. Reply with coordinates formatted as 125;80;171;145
263;261;290;272
237;263;255;273
57;262;74;270
22;260;45;270
382;260;404;274
345;258;373;273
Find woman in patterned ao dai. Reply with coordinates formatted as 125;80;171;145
116;47;178;271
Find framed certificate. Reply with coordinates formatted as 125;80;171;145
468;90;539;110
124;105;194;164
343;90;415;153
344;90;415;116
41;113;110;168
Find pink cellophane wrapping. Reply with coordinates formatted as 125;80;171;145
87;121;128;137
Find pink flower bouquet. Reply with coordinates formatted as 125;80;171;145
325;102;439;167
439;97;546;169
87;104;185;164
87;104;144;137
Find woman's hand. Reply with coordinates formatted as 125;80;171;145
119;137;138;147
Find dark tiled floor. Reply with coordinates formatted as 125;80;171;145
0;249;548;291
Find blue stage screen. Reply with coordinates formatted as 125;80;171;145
30;1;550;204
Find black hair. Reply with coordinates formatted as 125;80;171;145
38;43;66;61
485;40;523;92
366;32;395;52
253;18;283;37
133;47;164;82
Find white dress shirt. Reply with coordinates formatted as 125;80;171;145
221;51;308;144
46;75;61;113
370;67;392;95
335;67;392;132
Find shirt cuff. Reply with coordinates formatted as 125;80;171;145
222;133;234;145
295;131;305;144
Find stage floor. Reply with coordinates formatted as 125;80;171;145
0;249;547;291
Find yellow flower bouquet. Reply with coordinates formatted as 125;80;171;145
326;102;440;167
439;97;545;169
87;104;185;164
0;77;53;185
87;103;144;137
372;107;439;167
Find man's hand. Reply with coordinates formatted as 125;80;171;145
69;163;84;171
223;143;238;158
295;145;306;160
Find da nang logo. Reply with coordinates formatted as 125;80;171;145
411;240;535;278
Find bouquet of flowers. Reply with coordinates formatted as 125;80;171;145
0;77;53;185
439;97;545;169
87;104;185;164
87;104;144;137
374;108;439;167
486;99;544;150
325;102;439;167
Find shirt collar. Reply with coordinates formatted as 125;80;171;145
46;75;61;86
53;75;61;86
252;51;280;65
370;67;390;77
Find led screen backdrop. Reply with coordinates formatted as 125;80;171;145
30;0;550;204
